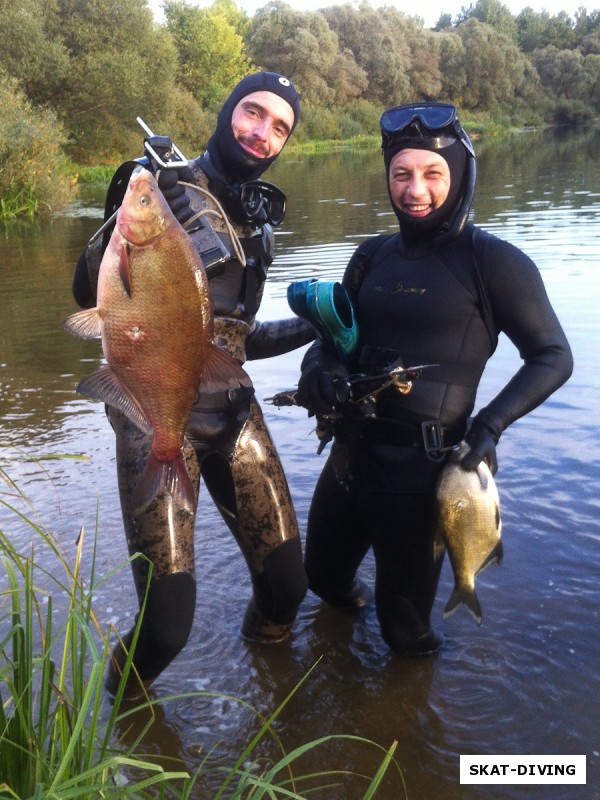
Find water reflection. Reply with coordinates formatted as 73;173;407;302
1;130;599;798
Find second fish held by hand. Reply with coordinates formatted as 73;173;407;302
434;441;503;625
64;167;250;513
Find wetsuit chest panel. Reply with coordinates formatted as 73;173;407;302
358;249;482;365
356;239;491;424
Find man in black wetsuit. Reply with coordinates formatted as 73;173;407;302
72;72;314;694
296;103;573;657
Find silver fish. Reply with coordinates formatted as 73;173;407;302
434;441;502;624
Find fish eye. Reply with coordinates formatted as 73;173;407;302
140;194;151;207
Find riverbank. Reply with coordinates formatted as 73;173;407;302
0;119;568;222
72;118;504;190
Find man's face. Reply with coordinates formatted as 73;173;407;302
388;148;451;218
231;91;295;160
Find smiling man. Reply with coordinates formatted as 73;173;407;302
72;73;315;695
203;72;299;184
387;149;451;220
296;102;572;659
231;90;294;160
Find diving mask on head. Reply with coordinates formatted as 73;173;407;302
380;102;475;158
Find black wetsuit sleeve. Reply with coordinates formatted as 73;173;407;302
72;160;136;309
72;250;95;308
245;317;316;360
473;237;573;439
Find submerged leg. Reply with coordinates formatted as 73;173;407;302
105;407;200;695
369;490;444;656
304;454;372;610
199;400;307;642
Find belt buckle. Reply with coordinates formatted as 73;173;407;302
421;420;445;462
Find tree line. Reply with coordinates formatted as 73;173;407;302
1;0;599;214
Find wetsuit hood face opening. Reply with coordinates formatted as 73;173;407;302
206;72;300;185
380;102;476;243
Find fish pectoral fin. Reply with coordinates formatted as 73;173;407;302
63;308;102;340
77;365;152;435
433;529;446;563
200;344;253;392
443;587;483;626
476;463;489;491
119;242;132;297
475;539;504;576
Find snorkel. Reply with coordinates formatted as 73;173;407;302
380;102;476;244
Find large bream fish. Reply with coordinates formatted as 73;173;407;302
64;168;249;512
434;441;503;624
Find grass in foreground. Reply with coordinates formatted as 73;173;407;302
0;466;406;799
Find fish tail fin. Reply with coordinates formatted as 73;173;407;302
136;452;196;514
201;344;252;393
443;587;483;626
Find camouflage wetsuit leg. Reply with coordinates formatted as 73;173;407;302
104;407;200;694
105;399;306;694
188;399;306;641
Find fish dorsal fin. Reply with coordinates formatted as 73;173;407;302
63;308;102;340
200;344;253;393
77;365;152;435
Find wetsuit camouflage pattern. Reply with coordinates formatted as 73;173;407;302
73;157;314;692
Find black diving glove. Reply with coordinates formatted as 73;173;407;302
461;421;498;475
157;167;194;225
296;367;350;417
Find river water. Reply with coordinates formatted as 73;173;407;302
1;129;598;799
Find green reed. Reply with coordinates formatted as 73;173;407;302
0;189;39;221
0;466;405;799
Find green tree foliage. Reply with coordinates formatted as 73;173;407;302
0;73;72;217
452;18;543;115
531;44;599;102
379;8;444;100
438;30;469;101
0;0;70;106
247;1;367;104
164;0;252;108
516;7;554;53
457;0;518;41
580;25;600;53
47;0;179;161
574;6;600;40
434;12;454;31
516;7;577;52
323;2;411;104
0;0;599;213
